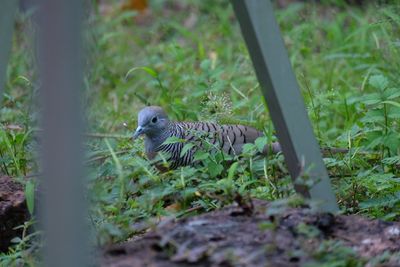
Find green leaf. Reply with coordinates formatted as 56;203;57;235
180;143;195;158
125;66;158;80
382;156;400;165
208;161;224;177
199;59;211;70
382;100;400;108
364;131;384;149
360;109;384;123
383;88;400;100
25;180;35;215
193;150;209;161
369;74;388;91
388;107;400;119
163;136;185;145
105;139;124;203
360;192;400;209
382;132;400;151
254;136;268;153
14;75;32;86
227;162;239;180
10;237;22;244
242;143;256;155
360;93;381;105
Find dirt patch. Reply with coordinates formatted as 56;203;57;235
0;176;29;252
102;199;400;267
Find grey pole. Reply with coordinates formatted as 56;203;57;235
0;0;17;103
231;0;338;212
37;0;89;266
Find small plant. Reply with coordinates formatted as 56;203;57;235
0;127;32;177
307;240;363;267
359;74;400;156
0;220;40;267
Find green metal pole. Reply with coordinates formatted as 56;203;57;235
231;0;338;212
0;0;17;103
37;0;90;266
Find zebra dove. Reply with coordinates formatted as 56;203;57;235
132;106;281;169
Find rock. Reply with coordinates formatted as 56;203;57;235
0;176;29;252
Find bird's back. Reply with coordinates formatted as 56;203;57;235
149;121;265;169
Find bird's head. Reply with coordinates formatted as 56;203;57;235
132;106;170;139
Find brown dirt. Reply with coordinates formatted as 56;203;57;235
0;176;29;252
101;199;400;267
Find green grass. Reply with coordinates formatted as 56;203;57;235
1;0;400;265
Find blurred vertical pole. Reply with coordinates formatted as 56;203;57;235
37;0;89;266
231;0;338;212
0;0;17;102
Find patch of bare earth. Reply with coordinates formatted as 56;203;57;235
0;176;29;252
102;199;400;267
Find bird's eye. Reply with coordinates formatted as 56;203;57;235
151;116;158;123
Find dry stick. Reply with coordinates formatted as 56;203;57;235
321;147;380;157
85;149;131;164
23;173;41;179
177;205;203;218
329;174;355;179
84;133;131;139
30;128;132;139
322;147;350;154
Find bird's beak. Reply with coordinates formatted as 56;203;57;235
132;126;144;140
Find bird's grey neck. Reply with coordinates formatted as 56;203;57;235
145;122;173;149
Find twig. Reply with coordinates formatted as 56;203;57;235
23;173;41;179
321;147;379;156
85;149;131;164
27;128;132;139
177;205;203;218
84;133;131;139
328;174;354;179
322;147;350;154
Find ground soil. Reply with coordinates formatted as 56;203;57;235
0;176;29;252
102;199;400;267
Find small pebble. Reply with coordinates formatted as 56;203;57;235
386;226;400;236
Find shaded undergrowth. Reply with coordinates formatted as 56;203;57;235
1;1;399;265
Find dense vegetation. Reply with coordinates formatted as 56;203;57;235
1;0;399;265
